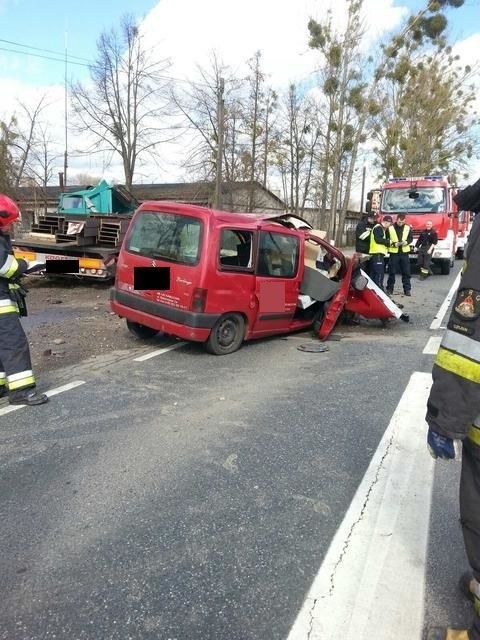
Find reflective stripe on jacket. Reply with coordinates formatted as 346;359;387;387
0;231;27;304
0;298;18;314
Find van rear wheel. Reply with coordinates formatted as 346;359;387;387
126;320;159;339
205;313;245;355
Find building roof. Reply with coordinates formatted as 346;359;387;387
15;181;286;208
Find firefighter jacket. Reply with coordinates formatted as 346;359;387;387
0;231;28;314
388;224;413;254
426;213;480;440
415;228;438;250
355;219;374;253
369;224;389;255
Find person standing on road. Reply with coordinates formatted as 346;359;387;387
368;215;392;290
386;214;413;296
0;194;48;406
355;212;377;275
425;179;480;640
415;220;438;279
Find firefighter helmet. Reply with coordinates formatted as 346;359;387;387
0;194;21;228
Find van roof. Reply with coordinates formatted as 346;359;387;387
136;200;312;230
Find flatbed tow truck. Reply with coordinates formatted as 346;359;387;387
13;180;136;279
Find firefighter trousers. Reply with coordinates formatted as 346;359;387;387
417;247;433;276
460;435;480;639
386;253;411;293
0;309;36;400
369;253;385;290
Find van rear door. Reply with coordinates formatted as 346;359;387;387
118;209;203;311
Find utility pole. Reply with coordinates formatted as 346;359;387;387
360;165;367;213
214;77;225;209
63;31;68;187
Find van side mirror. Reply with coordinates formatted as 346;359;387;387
365;201;372;213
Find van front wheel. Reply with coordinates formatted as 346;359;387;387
205;313;245;355
126;320;159;340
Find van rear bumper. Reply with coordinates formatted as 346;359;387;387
110;288;219;341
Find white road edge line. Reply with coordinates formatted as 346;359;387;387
287;371;434;640
0;380;86;417
430;270;461;330
134;342;187;362
423;336;442;355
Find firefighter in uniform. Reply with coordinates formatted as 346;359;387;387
355;211;377;275
386;213;413;296
426;178;480;640
368;215;392;290
0;194;48;406
415;220;438;279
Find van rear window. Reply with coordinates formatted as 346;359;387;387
126;211;202;265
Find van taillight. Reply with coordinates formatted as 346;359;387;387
191;288;207;313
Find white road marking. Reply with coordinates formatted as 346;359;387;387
0;380;86;416
133;342;187;362
287;371;434;640
423;336;442;355
430;271;461;330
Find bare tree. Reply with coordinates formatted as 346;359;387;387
6;96;48;191
71;14;172;189
171;53;244;183
372;37;478;178
0;118;17;194
274;84;321;218
308;1;367;242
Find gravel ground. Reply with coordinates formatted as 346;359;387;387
21;276;139;375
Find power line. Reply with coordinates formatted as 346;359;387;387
0;38;91;63
0;46;90;68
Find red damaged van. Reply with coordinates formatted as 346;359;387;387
110;201;404;354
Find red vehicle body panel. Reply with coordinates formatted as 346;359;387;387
111;201;403;350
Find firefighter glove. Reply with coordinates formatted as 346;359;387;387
427;428;457;460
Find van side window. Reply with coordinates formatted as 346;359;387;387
257;231;299;278
219;230;254;271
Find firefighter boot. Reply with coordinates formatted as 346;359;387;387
428;629;470;640
9;389;49;406
420;267;430;280
460;573;480;615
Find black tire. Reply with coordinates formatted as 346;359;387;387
440;260;451;275
126;319;159;339
205;313;245;355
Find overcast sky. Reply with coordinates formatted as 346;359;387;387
0;0;479;191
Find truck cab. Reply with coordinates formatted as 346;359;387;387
375;176;458;274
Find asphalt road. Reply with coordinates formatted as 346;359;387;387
0;265;472;639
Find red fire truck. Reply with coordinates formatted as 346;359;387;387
455;209;474;258
367;175;459;274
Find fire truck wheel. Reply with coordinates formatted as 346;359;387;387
440;260;451;275
205;313;245;355
126;320;159;340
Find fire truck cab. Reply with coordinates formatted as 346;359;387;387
373;175;458;274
